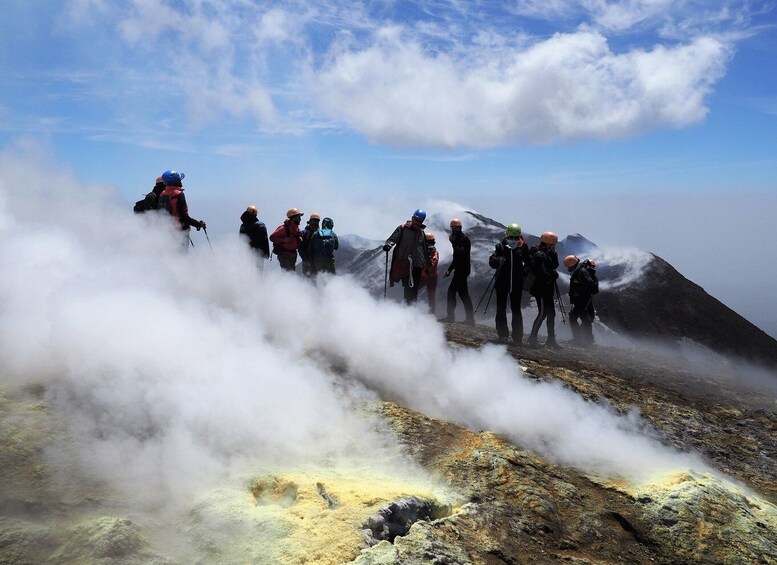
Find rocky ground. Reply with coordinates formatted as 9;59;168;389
1;322;776;564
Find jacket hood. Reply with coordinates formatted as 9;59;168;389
240;210;258;224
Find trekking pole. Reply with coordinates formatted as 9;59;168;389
483;277;498;315
555;280;567;324
475;267;499;313
383;250;389;300
189;235;195;248
203;227;213;251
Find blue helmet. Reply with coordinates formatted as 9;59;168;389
162;170;185;185
412;209;427;221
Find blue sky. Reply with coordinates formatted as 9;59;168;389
1;0;776;338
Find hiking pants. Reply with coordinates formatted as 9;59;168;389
495;287;522;341
530;290;556;341
570;298;595;344
278;254;297;272
401;267;424;303
421;277;438;314
447;272;474;321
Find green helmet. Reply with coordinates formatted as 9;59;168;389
322;217;334;229
505;223;522;238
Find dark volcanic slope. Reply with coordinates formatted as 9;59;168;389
595;254;777;367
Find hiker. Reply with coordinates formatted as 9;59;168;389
133;175;165;213
299;213;321;276
239;205;270;268
527;232;561;349
310;217;339;275
488;223;529;343
270;208;304;271
158;170;206;249
419;232;439;314
442;218;475;324
383;209;431;304
565;255;599;346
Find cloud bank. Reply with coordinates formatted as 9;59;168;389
11;0;758;148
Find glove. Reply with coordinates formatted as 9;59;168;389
444;271;451;278
383;244;391;252
197;220;206;230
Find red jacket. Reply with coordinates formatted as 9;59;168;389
270;219;302;256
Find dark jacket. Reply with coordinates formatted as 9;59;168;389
386;222;430;283
489;238;529;291
239;211;270;258
569;261;599;305
447;233;472;277
140;183;164;212
528;245;559;297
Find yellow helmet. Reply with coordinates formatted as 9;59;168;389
450;218;463;228
310;213;321;221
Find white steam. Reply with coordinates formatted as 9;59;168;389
0;151;708;516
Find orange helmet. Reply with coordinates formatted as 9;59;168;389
540;231;558;245
286;208;304;218
310;213;321;221
425;232;436;241
450;218;463;228
563;255;579;269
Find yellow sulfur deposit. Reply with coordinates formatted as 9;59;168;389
181;467;461;565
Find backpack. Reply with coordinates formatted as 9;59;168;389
133;191;158;213
584;261;599;295
313;229;337;260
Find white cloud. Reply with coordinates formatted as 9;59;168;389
310;28;730;148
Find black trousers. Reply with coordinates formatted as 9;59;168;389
278;254;297;271
495;286;522;340
570;298;595;343
401;267;424;303
530;291;556;340
447;273;474;321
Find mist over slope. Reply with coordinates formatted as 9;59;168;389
339;205;777;367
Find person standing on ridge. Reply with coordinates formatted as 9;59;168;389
565;255;598;346
134;175;165;213
299;213;321;276
239;205;270;268
310;217;339;275
270;208;304;272
419;232;440;314
158;170;206;249
442;218;475;324
488;223;529;342
528;232;561;349
383;209;431;304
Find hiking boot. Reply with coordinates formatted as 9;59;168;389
463;318;476;326
526;337;540;349
496;335;509;344
438;316;455;323
545;339;563;350
512;336;523;346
